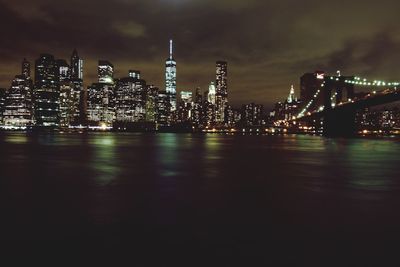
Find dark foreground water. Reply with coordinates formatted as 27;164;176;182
1;133;400;266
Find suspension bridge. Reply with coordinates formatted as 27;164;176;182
293;75;400;136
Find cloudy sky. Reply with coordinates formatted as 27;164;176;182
0;0;399;107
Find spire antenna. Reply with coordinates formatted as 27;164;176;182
169;39;173;59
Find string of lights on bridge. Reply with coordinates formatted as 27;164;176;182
296;75;399;119
335;76;400;87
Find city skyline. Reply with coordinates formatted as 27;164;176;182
1;0;400;107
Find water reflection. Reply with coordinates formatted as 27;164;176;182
346;139;397;193
4;133;28;144
89;134;119;185
156;133;179;178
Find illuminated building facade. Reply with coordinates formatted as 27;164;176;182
115;75;147;122
177;91;193;122
56;59;69;82
180;91;193;104
145;85;158;122
60;81;84;128
98;60;114;84
87;83;115;125
208;82;216;105
157;90;170;127
241;103;264;126
192;88;203;127
0;88;5;123
22;58;30;79
165;40;177;112
69;50;85;126
70;49;83;80
271;85;301;122
129;70;141;79
34;54;60;127
3;63;33;128
216;61;228;123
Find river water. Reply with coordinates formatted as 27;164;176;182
0;132;399;266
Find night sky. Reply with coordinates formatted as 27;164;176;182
0;0;399;107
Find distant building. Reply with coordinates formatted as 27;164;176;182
241;103;264;126
87;83;115;126
224;105;234;126
208;82;216;105
3;72;33;127
271;85;301;122
145;85;158;122
3;59;33;127
70;49;83;80
192;88;203;127
114;75;147;122
22;58;30;79
59;80;83;128
129;70;141;79
34;54;60;127
0;88;6;123
215;61;228;123
157;90;170;127
165;40;177;112
180;91;193;104
56;59;70;82
178;91;193;122
98;60;114;84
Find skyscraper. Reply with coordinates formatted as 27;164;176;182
208;82;216;105
22;58;30;79
145;85;158;123
157;90;170;127
129;70;141;79
0;88;6;124
3;60;33;128
287;85;296;103
34;54;60;127
56;59;70;82
115;74;147;123
69;49;85;126
165;39;177;112
70;49;83;80
216;61;228;123
98;60;114;84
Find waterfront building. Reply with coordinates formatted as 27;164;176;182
87;83;115;126
34;54;60;127
115;75;147;122
241;103;264;126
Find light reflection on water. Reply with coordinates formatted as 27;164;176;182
89;134;119;186
1;132;399;198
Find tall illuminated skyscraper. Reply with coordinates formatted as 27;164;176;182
3;59;33;128
208;82;216;105
216;61;228;123
34;54;60;127
165;39;177;112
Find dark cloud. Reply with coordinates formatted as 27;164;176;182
0;0;399;107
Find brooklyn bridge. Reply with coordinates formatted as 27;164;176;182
291;74;400;136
